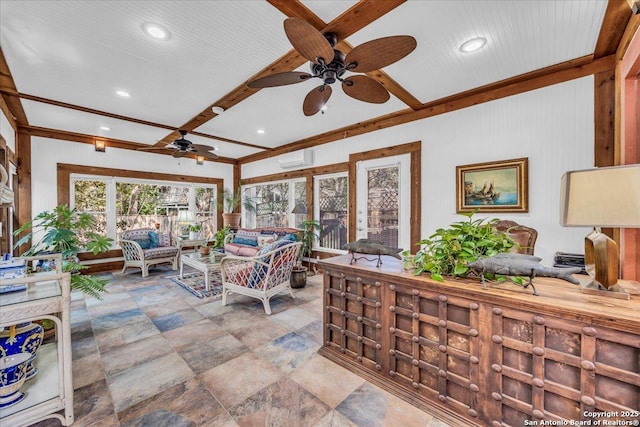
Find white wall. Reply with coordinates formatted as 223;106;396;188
0;108;16;152
30;137;234;218
243;77;595;264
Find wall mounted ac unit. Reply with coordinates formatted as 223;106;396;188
278;149;313;169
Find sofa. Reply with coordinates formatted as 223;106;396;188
223;227;301;257
120;228;179;277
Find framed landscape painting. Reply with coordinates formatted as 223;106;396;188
456;157;529;213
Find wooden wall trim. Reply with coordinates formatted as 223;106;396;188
56;163;225;230
21;125;238;165
15;131;31;255
348;141;421;254
594;69;617;167
239;55;616;165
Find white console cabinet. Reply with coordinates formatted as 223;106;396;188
0;255;74;426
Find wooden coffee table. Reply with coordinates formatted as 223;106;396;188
179;252;225;291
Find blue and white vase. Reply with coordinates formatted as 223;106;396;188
0;352;31;408
0;322;44;380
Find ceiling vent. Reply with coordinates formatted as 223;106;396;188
278;149;313;169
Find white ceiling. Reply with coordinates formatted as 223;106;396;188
0;0;608;160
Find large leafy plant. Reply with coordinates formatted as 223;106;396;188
298;219;321;269
411;211;515;282
14;204;113;299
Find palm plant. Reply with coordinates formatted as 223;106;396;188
14;204;114;299
298;219;321;272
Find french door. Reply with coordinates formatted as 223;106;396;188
355;154;411;251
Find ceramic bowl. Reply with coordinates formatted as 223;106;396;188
0;352;31;408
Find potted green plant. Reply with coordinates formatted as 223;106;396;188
410;211;515;282
188;223;202;240
290;219;321;288
220;187;242;228
13;204;114;299
212;225;230;250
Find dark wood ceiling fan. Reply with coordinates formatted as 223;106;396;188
247;18;417;116
138;130;218;160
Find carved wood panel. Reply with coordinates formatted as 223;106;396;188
387;283;481;421
324;271;383;372
489;306;640;426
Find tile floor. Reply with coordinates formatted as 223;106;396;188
32;265;452;427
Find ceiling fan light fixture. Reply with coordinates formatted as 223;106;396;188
460;37;487;53
142;22;170;40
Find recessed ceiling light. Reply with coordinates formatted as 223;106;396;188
460;37;487;53
99;126;110;131
116;90;130;98
257;129;265;134
211;106;225;114
142;22;170;40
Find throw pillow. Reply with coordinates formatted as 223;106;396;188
257;234;276;247
158;231;171;247
135;238;152;250
147;231;159;248
232;236;259;247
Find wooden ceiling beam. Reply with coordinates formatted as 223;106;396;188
19;125;238;165
0;47;28;125
159;0;409;146
239;54;616;164
2;91;265;151
594;0;633;58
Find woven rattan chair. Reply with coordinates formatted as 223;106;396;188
220;241;302;314
119;228;179;277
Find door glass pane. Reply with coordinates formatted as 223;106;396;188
195;186;217;238
367;166;398;248
318;175;348;250
254;182;290;227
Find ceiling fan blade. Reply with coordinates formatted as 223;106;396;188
284;18;334;65
172;150;187;158
342;75;390;104
248;71;312;88
345;36;417;73
195;151;219;160
303;85;332;116
137;146;170;152
191;144;219;159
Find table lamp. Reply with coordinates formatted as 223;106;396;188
560;164;640;298
177;210;196;237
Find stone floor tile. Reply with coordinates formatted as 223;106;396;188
199;352;283;408
71;379;117;427
149;307;204;333
289;354;365;408
101;334;174;377
177;333;248;374
268;305;319;330
108;352;194;413
228;377;330;427
256;331;320;374
93;317;159;353
118;377;226;427
72;351;105;390
162;318;227;351
227;318;292;350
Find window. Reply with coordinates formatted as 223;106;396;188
243;179;306;229
71;175;218;246
314;173;348;252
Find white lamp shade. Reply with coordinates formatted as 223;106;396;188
177;210;196;223
560;165;640;227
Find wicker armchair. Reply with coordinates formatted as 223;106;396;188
220;241;302;315
120;228;179;277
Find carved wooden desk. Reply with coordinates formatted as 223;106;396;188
319;255;639;427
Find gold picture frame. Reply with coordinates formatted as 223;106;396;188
456;157;529;213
